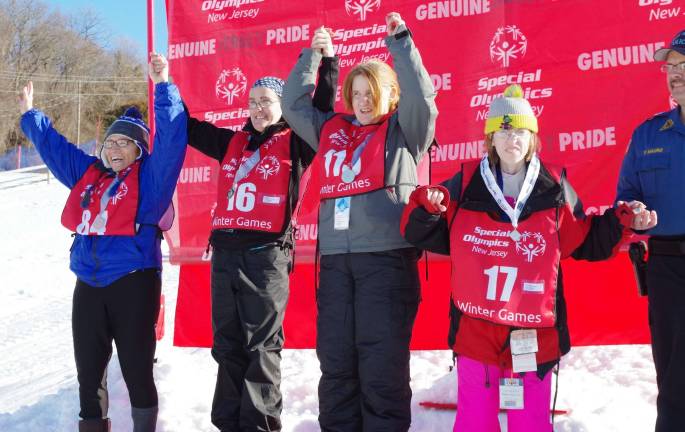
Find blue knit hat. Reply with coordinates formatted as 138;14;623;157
251;76;285;97
101;107;150;164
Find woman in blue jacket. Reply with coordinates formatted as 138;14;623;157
19;54;186;432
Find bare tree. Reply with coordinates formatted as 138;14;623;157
0;0;147;157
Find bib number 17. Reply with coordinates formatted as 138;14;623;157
483;265;518;301
324;149;346;177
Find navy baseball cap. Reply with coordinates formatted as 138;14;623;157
654;30;685;61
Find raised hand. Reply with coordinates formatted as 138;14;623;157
311;26;335;57
385;12;405;36
19;81;33;115
149;52;169;84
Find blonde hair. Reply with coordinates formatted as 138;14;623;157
342;60;400;118
484;132;540;165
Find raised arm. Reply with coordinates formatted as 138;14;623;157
312;40;339;114
282;26;337;151
19;81;95;189
185;110;235;161
385;13;438;160
143;53;188;207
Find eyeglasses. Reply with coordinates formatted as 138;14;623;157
248;99;278;110
660;62;685;74
493;129;532;141
102;139;134;149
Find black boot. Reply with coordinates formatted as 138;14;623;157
132;406;158;432
78;418;111;432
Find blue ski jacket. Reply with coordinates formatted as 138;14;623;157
21;82;187;286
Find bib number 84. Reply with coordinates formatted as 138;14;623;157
483;265;518;301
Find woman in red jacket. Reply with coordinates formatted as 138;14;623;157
401;84;656;431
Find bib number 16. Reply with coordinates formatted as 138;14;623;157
227;182;256;212
483;265;518;302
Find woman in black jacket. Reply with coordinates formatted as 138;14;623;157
184;33;339;432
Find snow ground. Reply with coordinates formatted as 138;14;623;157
0;170;658;431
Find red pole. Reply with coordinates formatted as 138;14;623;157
147;0;165;342
147;0;155;148
16;145;22;170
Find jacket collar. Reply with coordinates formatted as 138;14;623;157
242;118;289;148
461;161;563;218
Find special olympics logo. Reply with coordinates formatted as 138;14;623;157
111;182;128;205
490;25;528;67
345;0;381;22
515;231;546;263
256;155;280;180
329;129;351;148
222;158;238;178
215;68;247;105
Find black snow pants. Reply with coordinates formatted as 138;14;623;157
646;250;685;432
72;269;161;420
316;248;421;432
210;244;291;432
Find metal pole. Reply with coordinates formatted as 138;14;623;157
76;80;81;148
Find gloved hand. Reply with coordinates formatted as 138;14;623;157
417;185;449;214
615;200;658;230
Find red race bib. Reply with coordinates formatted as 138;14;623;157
62;162;140;236
450;208;561;328
212;130;291;233
317;114;388;199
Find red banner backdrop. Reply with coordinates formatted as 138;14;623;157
164;0;683;348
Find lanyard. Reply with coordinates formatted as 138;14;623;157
81;166;132;209
101;166;133;210
479;154;540;240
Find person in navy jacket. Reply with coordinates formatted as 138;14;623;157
616;29;685;432
19;54;186;432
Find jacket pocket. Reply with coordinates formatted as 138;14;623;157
637;154;670;198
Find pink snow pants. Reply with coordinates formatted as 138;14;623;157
453;355;553;432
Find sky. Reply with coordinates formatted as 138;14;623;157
47;0;169;61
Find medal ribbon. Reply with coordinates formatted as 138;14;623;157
89;165;134;231
479;154;540;230
341;127;373;176
229;135;276;195
342;113;392;175
233;149;260;186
